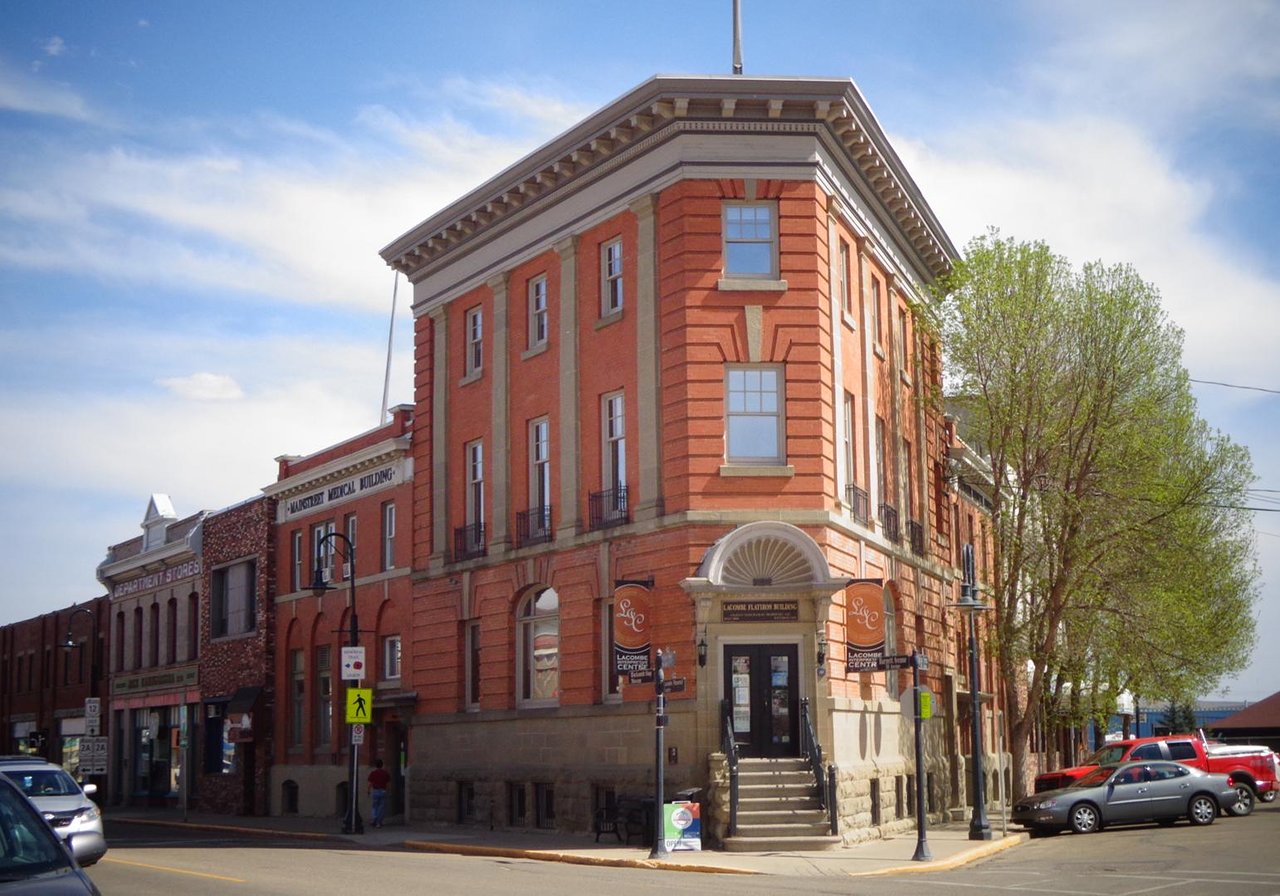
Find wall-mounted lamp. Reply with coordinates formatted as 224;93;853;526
697;630;708;667
816;630;828;668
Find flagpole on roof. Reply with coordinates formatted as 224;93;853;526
380;269;399;424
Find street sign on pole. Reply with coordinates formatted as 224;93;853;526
341;646;366;681
84;697;101;737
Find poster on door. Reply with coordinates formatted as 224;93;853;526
613;583;653;681
732;656;751;732
845;579;887;672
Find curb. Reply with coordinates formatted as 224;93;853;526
403;840;758;874
111;816;343;843
848;831;1028;876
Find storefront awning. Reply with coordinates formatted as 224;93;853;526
227;686;262;714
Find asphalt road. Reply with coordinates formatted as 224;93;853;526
87;803;1280;896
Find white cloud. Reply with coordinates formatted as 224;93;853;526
43;36;67;57
0;56;96;122
157;372;245;401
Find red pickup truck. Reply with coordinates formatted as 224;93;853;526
1035;734;1278;816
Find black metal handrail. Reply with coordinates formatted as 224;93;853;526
800;698;827;809
721;699;739;836
516;504;553;547
879;502;900;544
845;484;870;525
589;486;629;529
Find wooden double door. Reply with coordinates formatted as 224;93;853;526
723;644;800;758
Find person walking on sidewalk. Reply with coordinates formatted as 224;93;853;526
367;759;390;828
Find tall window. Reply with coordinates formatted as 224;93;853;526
601;239;623;314
842;391;856;490
870;277;882;345
602;598;619;699
291;530;303;592
528;275;548;348
603;394;626;491
312;521;335;583
724;203;777;277
211;560;257;638
466;440;485;528
884;587;899;692
875;416;888;504
898;307;910;372
115;611;125;672
518;587;560;706
465;306;483;376
133;607;142;669
725;366;784;464
838;239;852;315
382;635;401;680
466;621;482;708
344;513;357;580
530;418;550;526
289;649;305;747
187;593;199;661
902;437;915;518
315;645;332;746
381;501;396;570
148;602;159;667
166;598;177;665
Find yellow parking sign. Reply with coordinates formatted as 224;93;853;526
346;687;372;724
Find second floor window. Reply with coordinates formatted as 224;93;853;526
838;239;852;315
725;366;783;464
465;306;483;376
383;635;401;680
211;560;257;638
466;440;485;528
601;239;623;314
291;530;303;592
313;521;335;583
842;391;856;490
528;276;548;348
530;418;550;513
724;203;776;278
382;501;396;570
603;394;625;491
870;277;882;345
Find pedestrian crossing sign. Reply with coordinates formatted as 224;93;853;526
346;687;372;724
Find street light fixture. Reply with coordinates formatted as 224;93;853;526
61;605;101;779
950;543;992;842
310;531;363;835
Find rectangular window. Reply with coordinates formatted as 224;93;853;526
870;278;882;345
842;391;856;490
838;239;852;315
383;635;401;680
211;560;257;638
898;307;910;372
903;437;915;517
315;645;332;746
875;416;888;504
603;393;626;492
528;276;548;348
291;530;303;592
466;621;481;708
466;440;484;528
344;513;357;580
724;203;777;277
289;649;305;747
601;239;623;314
530;417;550;520
465;306;483;376
381;501;396;570
725;366;784;464
312;521;335;583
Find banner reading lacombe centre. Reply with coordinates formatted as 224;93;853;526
845;579;887;672
613;582;653;682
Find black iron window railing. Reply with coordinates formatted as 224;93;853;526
845;484;870;525
453;523;486;561
907;519;925;556
589;486;629;530
879;503;900;544
516;505;554;547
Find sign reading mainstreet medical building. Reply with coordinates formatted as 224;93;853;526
277;460;405;521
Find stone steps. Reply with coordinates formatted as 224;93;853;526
722;757;841;852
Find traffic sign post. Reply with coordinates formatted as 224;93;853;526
910;650;931;862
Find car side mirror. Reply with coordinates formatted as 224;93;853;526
67;831;108;867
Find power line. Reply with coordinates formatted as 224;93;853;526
1189;377;1280;395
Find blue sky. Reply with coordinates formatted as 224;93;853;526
1;1;1276;702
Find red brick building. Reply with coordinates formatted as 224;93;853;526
197;495;276;815
378;75;1003;845
265;405;414;820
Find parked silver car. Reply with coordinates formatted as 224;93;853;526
0;772;103;894
1012;760;1238;835
0;758;104;863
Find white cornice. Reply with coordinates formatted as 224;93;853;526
262;435;411;500
380;75;955;287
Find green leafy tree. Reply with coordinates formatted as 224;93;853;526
940;232;1258;797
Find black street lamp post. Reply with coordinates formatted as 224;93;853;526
61;605;101;782
953;543;992;841
310;532;363;835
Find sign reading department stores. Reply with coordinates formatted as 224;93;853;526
279;461;402;521
112;559;201;598
722;599;799;623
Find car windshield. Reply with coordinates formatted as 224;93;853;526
1;769;81;798
0;783;72;880
1081;744;1129;766
1072;765;1120;788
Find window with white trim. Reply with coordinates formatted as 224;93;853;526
529;418;551;533
465;306;483;376
517;587;560;706
312;520;335;584
725;366;784;464
601;239;623;314
528;275;548;349
602;393;626;492
842;391;856;490
382;634;401;680
466;439;484;531
291;530;303;592
724;203;777;277
838;239;852;315
381;501;396;570
870;278;882;345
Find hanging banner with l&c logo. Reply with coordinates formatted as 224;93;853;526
613;582;653;682
845;579;887;672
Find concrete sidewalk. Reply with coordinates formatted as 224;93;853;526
108;806;1026;877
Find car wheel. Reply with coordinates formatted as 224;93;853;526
1188;794;1217;826
1260;790;1276;804
1228;783;1255;817
1069;802;1100;834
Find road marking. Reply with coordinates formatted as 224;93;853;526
101;856;247;882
